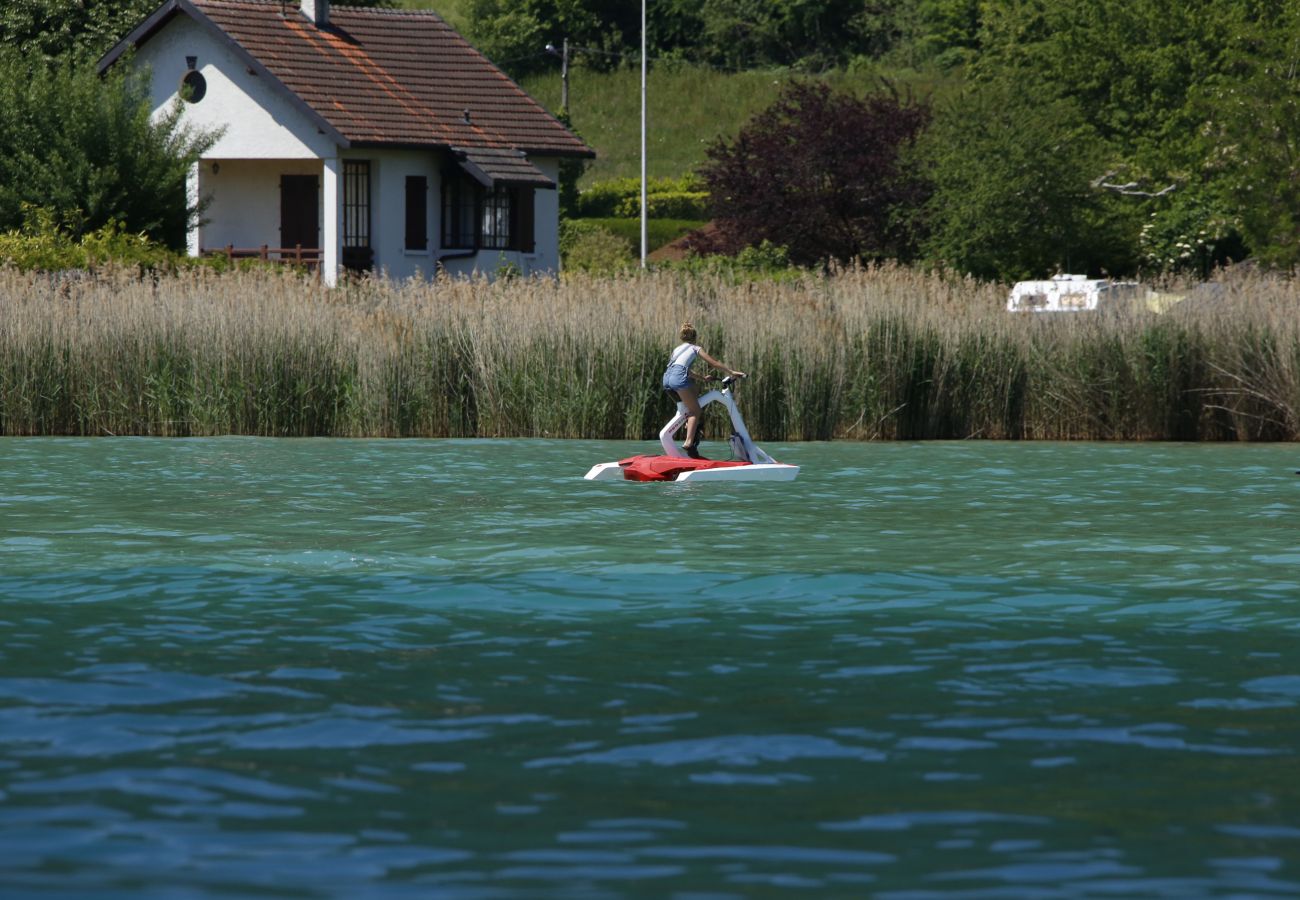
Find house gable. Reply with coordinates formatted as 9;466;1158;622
101;0;593;161
99;0;347;157
127;14;340;159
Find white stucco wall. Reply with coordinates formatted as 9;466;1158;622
132;14;336;160
198;158;323;253
349;148;438;282
351;151;561;281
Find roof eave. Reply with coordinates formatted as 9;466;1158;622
97;0;351;151
97;0;184;74
347;139;595;160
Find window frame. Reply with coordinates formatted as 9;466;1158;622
440;171;536;254
342;159;371;251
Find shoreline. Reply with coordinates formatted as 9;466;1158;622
3;266;1297;442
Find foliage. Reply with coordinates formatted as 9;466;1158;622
466;0;636;77
651;0;896;71
0;206;178;271
917;78;1136;281
1192;3;1300;269
562;217;702;261
467;0;917;75
899;0;981;69
948;0;1264;274
0;0;158;62
1137;187;1240;277
558;220;634;274
575;175;707;219
554;112;590;218
699;81;929;267
665;240;798;279
0;49;215;248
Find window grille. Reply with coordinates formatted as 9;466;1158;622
343;160;370;249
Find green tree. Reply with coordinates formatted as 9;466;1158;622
0;49;215;247
1193;3;1300;267
919;78;1134;280
0;0;158;63
0;0;394;63
893;0;981;69
469;0;902;75
971;0;1260;206
682;0;884;70
467;0;635;77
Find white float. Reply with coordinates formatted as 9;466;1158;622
584;376;799;483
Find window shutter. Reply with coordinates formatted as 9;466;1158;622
405;175;428;251
514;188;535;253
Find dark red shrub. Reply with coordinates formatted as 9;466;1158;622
699;81;930;266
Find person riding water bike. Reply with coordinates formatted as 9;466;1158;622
661;323;745;459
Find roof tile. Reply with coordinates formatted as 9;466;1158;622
190;0;592;156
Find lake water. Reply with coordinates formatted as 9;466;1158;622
1;437;1298;899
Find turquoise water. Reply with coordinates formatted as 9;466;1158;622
1;437;1299;899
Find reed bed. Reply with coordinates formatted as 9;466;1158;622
2;264;1299;441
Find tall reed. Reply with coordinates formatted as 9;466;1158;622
2;265;1298;440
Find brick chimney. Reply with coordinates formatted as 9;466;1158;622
301;0;329;26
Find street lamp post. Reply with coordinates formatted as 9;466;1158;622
544;39;571;117
548;5;648;267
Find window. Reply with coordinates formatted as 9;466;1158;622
405;175;428;251
441;174;477;249
480;186;512;250
342;160;373;271
343;160;370;250
440;173;535;253
179;69;206;103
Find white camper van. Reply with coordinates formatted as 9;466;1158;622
1007;274;1142;312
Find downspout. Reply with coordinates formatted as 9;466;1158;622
436;248;478;276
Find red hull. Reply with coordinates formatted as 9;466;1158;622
617;455;751;482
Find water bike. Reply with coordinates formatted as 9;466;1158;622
584;375;799;483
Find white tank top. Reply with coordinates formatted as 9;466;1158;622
668;343;699;369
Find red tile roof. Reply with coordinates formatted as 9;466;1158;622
106;0;593;158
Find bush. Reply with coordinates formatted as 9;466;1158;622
661;239;804;283
614;191;709;220
701;81;929;267
574;217;705;255
0;206;178;271
576;175;707;219
560;220;633;274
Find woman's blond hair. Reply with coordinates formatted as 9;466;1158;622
679;322;697;343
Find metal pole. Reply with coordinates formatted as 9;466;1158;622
639;0;647;268
561;38;569;118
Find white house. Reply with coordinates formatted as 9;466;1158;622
99;0;593;284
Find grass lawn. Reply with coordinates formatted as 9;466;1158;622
392;0;470;33
384;3;953;188
522;64;951;186
579;217;706;254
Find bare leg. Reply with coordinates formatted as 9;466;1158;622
678;384;702;447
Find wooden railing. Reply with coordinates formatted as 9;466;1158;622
202;245;322;269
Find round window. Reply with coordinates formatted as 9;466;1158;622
180;69;207;104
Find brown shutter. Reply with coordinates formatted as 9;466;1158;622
513;188;535;253
405;175;428;251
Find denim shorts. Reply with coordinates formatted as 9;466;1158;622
662;363;693;392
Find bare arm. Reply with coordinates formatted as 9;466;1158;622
695;349;745;379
